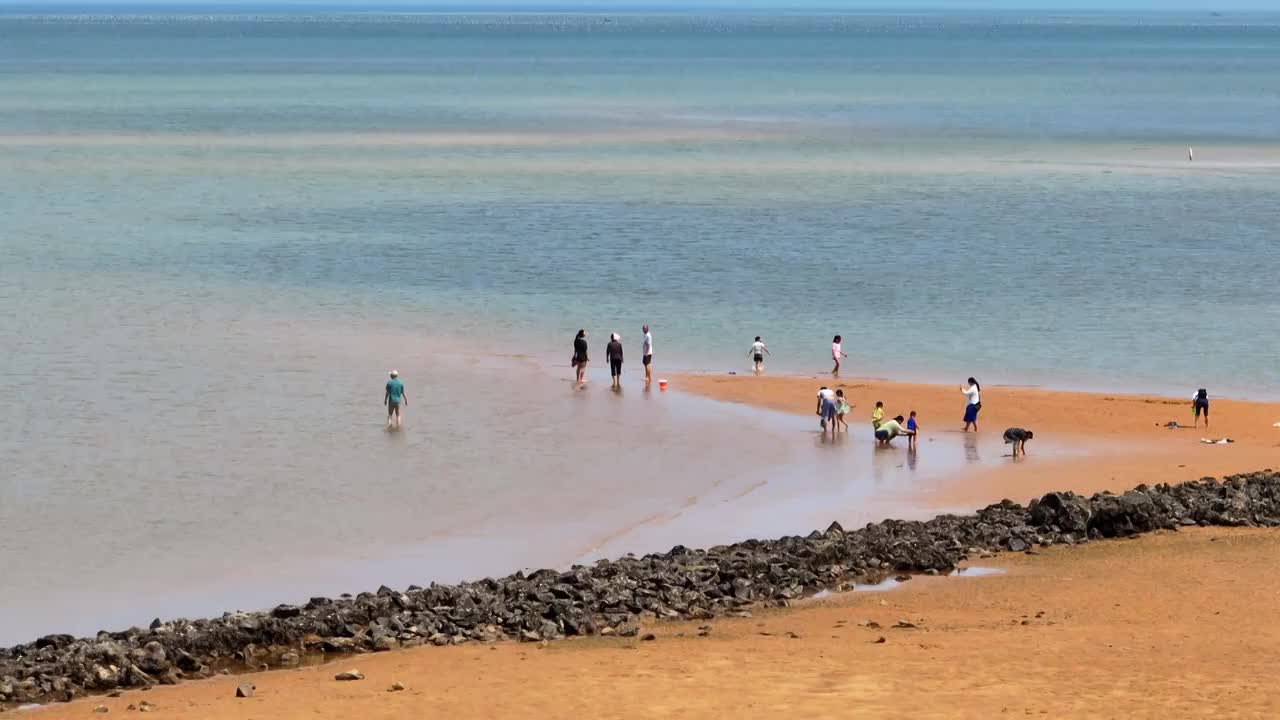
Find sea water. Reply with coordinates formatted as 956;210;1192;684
1;9;1278;643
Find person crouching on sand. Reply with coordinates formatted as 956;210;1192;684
1003;427;1033;457
384;370;407;429
875;415;913;447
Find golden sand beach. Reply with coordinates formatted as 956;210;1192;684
674;373;1280;510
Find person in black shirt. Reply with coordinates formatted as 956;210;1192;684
1193;388;1209;428
572;329;589;386
606;332;624;389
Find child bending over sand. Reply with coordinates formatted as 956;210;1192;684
1003;427;1033;458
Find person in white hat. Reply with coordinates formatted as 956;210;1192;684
384;370;408;429
606;333;624;389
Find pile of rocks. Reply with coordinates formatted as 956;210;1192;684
4;471;1279;708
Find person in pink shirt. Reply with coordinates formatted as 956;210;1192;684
831;335;848;378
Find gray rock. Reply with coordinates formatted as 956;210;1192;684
235;683;255;698
388;682;405;692
94;705;110;713
334;670;364;682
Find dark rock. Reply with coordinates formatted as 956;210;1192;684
1029;492;1092;533
333;671;364;682
174;651;203;673
640;634;656;642
235;683;255;698
271;605;302;620
873;636;887;644
131;642;168;674
388;682;405;692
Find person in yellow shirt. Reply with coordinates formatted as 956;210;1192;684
875;415;915;447
871;401;884;430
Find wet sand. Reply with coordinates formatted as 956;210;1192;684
31;527;1280;719
673;373;1280;510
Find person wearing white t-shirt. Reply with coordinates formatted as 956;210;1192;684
831;335;848;378
748;336;770;375
641;325;654;388
816;386;838;436
962;377;982;432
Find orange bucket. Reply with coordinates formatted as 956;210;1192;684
658;379;669;391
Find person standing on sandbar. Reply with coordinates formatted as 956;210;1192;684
962;377;981;432
641;325;654;389
384;370;407;429
572;329;589;386
607;332;624;389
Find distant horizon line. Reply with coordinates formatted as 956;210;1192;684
1;2;1275;12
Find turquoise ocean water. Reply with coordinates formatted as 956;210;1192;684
1;10;1278;642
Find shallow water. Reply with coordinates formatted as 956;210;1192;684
2;10;1278;643
0;300;1027;642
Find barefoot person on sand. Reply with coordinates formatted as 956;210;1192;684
816;386;837;437
749;336;770;375
875;415;914;447
384;370;407;429
835;389;852;432
831;335;847;377
641;325;654;388
572;330;589;386
606;332;624;389
962;377;982;432
1003;427;1033;457
1193;388;1210;428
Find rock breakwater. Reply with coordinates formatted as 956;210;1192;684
4;471;1280;708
